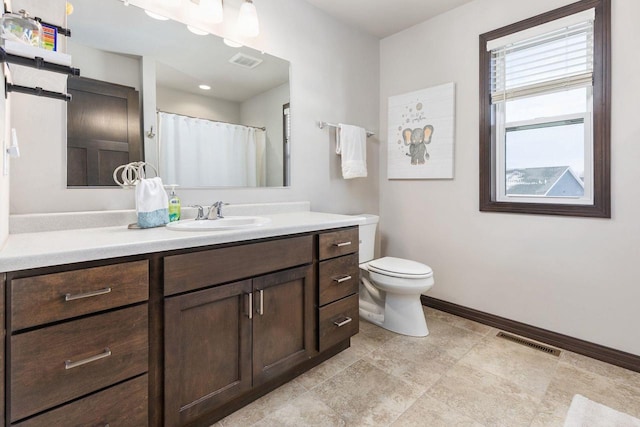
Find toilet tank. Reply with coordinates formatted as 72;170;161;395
355;214;378;263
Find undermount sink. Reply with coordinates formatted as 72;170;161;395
166;216;271;231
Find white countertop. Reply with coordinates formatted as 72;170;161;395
0;211;364;273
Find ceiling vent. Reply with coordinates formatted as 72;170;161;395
228;52;263;69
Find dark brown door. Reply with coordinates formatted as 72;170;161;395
164;280;253;427
252;265;315;386
67;76;142;186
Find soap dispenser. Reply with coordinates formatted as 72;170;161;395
168;185;181;222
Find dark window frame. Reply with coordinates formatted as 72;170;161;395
479;0;611;218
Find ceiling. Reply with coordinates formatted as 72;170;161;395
69;0;289;102
301;0;476;38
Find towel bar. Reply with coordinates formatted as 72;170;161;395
317;121;375;137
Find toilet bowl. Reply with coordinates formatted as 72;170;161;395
356;215;435;337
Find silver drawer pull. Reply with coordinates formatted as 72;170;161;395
259;289;264;315
333;317;353;327
333;241;352;247
333;275;352;283
64;287;112;302
65;347;112;370
248;292;253;319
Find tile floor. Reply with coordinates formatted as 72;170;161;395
216;307;640;426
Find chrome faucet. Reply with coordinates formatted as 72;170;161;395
191;205;207;220
207;201;227;219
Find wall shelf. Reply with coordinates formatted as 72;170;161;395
0;47;79;76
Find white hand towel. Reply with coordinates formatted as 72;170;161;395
135;177;169;228
336;124;367;179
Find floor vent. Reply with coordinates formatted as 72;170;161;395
496;332;561;357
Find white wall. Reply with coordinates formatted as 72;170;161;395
8;0;380;215
156;86;241;124
379;0;640;355
67;41;142;91
240;83;289;186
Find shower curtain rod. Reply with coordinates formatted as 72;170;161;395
157;110;266;131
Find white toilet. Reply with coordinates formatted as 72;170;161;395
357;214;434;337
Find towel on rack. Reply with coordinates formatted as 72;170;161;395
135;177;169;228
336;123;367;179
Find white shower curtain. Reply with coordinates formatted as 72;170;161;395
158;112;267;187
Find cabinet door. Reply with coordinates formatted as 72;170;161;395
252;265;315;386
164;280;252;427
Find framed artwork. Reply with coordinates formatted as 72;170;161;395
387;82;455;179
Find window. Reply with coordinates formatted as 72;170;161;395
479;0;610;217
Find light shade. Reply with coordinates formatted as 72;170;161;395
200;0;223;24
237;0;259;38
187;25;208;35
144;9;170;20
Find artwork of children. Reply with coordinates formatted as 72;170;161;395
387;83;455;179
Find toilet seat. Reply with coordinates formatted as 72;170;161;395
367;257;433;279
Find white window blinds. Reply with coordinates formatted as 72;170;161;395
490;9;594;104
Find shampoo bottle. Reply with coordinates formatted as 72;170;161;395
168;185;181;222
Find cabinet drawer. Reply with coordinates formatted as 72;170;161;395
164;235;313;296
318;228;358;260
11;260;149;331
13;374;148;427
319;253;359;306
318;294;359;352
10;304;148;422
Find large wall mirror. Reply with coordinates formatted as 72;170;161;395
67;0;291;188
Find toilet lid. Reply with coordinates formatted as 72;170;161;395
368;257;433;278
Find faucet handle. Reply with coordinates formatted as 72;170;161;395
190;205;206;220
208;201;228;219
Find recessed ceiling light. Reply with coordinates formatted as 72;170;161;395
187;25;209;35
223;38;243;48
199;84;211;90
144;10;170;20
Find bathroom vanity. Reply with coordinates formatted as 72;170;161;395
0;209;361;426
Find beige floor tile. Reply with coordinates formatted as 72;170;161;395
457;333;560;397
428;364;540;426
560;350;640;386
253;393;347;427
349;325;396;357
365;334;457;390
392;393;484;427
421;317;486;360
537;362;640;421
296;353;350;390
219;378;308;426
310;359;425;426
423;307;494;336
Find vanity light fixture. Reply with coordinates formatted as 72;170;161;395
200;0;223;24
187;25;208;35
199;84;211;90
237;0;259;38
144;10;170;20
223;38;243;48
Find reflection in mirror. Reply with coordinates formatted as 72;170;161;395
67;0;290;188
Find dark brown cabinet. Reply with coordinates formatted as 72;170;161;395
164;264;315;427
5;261;149;426
4;226;359;427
